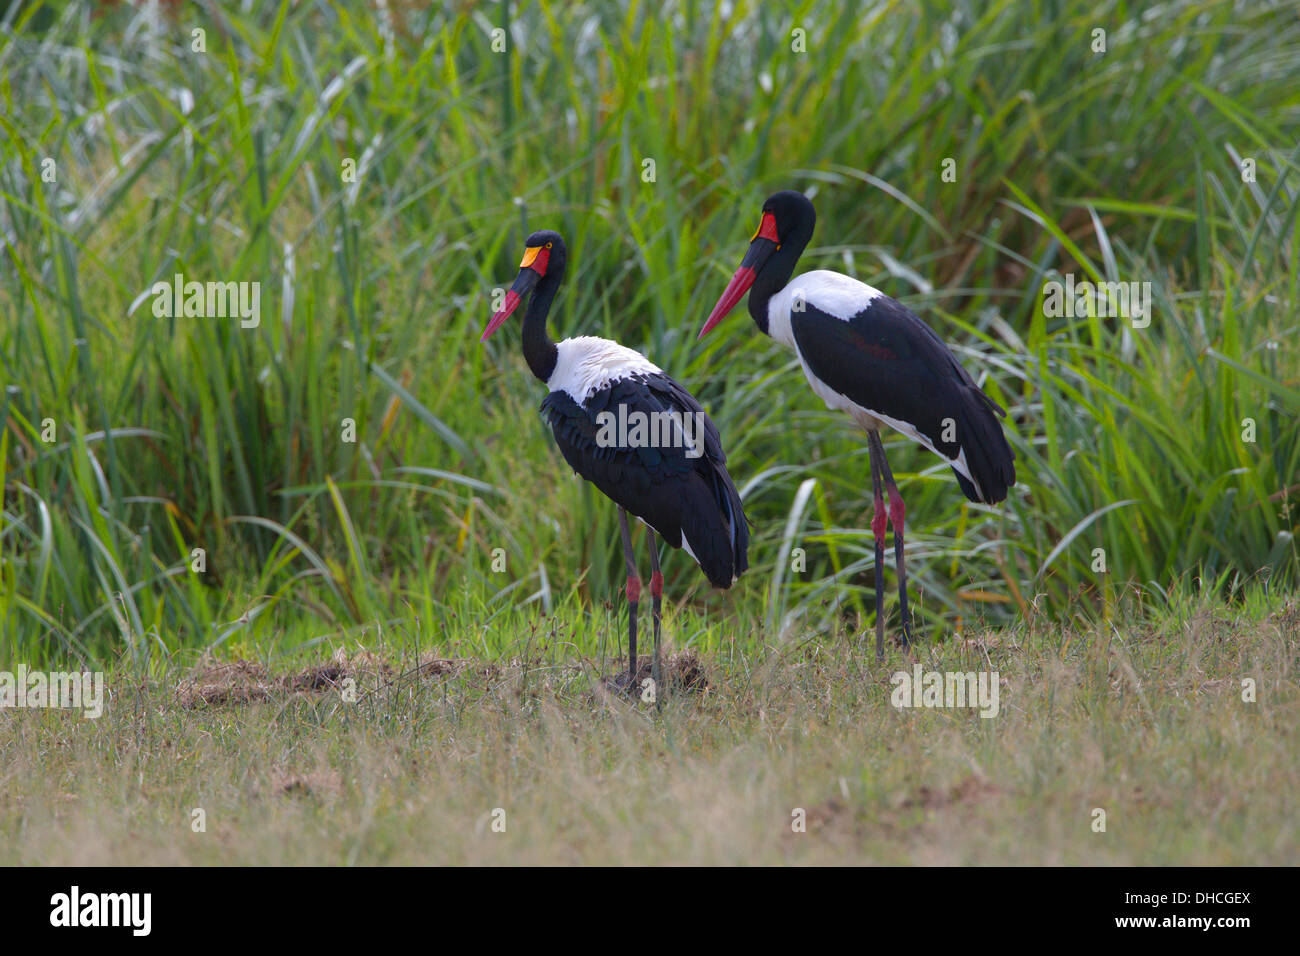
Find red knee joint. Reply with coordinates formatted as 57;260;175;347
888;491;905;530
871;501;888;540
626;575;641;602
650;571;663;598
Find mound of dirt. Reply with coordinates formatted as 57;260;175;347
177;647;704;709
900;775;1003;811
177;660;276;708
598;651;709;698
176;648;505;709
178;656;351;708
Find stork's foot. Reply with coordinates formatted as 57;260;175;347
867;628;917;659
601;668;642;697
599;655;703;701
600;659;655;700
894;631;926;662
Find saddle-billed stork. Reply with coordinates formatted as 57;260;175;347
698;191;1015;660
482;230;749;693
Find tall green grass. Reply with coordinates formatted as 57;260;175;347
1;0;1297;665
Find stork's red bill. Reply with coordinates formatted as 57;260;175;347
481;243;550;341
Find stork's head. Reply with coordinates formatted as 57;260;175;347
698;190;816;338
480;230;567;341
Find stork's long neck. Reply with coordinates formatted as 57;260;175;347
748;223;814;335
522;274;560;383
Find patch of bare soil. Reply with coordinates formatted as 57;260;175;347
176;647;556;708
178;651;353;708
900;775;1004;811
271;768;343;800
176;645;710;709
288;665;343;691
177;660;276;707
802;797;853;832
777;797;867;853
413;656;460;677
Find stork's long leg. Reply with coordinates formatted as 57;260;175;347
647;530;663;708
868;431;887;663
617;508;640;684
869;430;913;647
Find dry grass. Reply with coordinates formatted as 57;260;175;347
1;599;1297;865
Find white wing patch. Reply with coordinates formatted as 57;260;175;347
796;353;983;500
766;271;984;498
678;531;699;563
635;516;710;577
547;336;662;403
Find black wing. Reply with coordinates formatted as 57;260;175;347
540;372;749;587
790;295;1015;503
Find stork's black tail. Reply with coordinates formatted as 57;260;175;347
688;460;749;588
951;384;1016;504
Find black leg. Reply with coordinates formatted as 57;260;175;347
870;432;913;648
617;508;640;684
868;432;887;663
647;530;663;709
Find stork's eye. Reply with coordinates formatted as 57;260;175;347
545;242;553;248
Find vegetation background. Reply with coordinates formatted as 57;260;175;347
1;0;1298;668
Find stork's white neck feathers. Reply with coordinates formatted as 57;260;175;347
766;270;884;348
546;335;661;403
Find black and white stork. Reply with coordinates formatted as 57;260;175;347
482;230;749;692
698;191;1015;660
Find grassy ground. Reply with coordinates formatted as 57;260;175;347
3;589;1295;865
